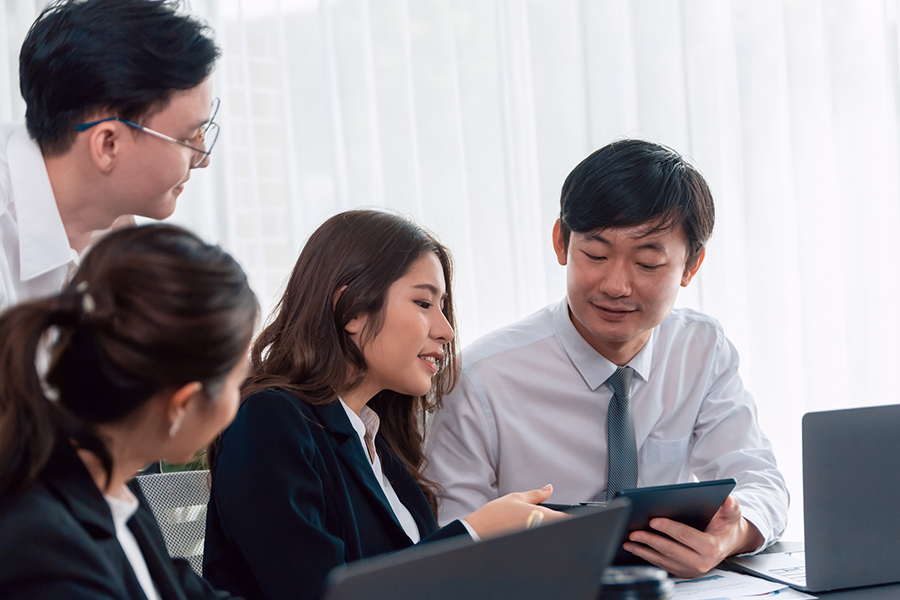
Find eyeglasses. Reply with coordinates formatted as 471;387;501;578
75;98;220;168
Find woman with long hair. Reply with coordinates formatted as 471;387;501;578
203;209;561;600
0;224;258;598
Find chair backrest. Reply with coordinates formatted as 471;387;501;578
135;470;211;575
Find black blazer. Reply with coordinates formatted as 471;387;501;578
0;440;237;600
203;389;467;600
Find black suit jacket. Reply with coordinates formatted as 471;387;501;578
0;440;237;600
203;389;467;600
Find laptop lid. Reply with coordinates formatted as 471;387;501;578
324;498;631;600
802;404;900;591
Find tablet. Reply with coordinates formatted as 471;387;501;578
612;478;736;564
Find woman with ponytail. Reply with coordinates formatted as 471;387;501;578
0;224;257;599
203;209;563;600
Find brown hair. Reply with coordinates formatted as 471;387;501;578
0;224;257;497
223;209;458;516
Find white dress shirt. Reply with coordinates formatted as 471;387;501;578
105;487;162;600
0;122;79;312
339;400;422;544
425;297;788;550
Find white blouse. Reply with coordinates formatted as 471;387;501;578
339;399;421;543
105;486;162;600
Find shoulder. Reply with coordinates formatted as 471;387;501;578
461;302;559;369
216;388;329;465
0;483;115;593
0;123;19;213
234;388;320;428
658;307;726;346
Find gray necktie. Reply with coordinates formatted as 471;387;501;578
606;366;637;501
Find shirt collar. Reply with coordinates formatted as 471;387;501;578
552;296;655;390
8;125;77;281
104;485;140;529
339;399;382;463
339;400;381;439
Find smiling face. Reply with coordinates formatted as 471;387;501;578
110;79;215;220
345;252;454;405
553;218;704;366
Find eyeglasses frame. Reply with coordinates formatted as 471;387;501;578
75;98;220;168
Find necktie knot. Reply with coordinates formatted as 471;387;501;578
607;366;634;398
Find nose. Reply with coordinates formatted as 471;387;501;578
433;310;455;344
598;259;631;298
192;152;211;169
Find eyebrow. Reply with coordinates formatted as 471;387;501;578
413;283;448;300
184;117;210;135
585;232;667;253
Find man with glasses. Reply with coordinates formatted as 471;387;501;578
0;0;221;311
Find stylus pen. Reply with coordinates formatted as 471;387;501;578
526;510;544;529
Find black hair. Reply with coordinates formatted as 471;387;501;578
19;0;220;155
0;224;258;497
559;139;715;266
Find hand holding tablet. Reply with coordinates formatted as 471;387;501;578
612;478;736;565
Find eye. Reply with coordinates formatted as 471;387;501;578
415;300;433;309
639;263;663;271
583;251;606;262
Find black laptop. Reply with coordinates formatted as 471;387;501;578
324;498;631;600
727;404;900;592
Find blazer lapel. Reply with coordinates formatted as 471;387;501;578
43;442;148;600
128;481;184;600
310;402;408;539
378;438;438;538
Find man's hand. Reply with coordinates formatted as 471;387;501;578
622;495;764;578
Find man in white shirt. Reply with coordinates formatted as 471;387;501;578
425;139;788;578
0;0;221;311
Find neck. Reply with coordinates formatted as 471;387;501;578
44;153;117;253
76;424;153;500
567;307;649;367
340;381;381;417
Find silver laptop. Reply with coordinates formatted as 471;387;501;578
727;404;900;592
324;499;631;600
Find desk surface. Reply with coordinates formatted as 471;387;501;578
748;543;900;599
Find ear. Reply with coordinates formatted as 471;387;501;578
681;247;706;287
165;381;204;437
334;285;367;335
552;219;568;266
86;121;124;174
345;312;367;336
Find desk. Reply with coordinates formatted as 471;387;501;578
745;543;900;599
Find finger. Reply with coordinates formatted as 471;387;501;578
518;483;553;504
721;495;741;516
623;541;706;579
629;526;702;561
647;517;704;548
706;496;743;532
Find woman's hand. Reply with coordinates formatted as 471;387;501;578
462;484;568;539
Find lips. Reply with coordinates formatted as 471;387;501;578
418;352;442;374
594;303;636;321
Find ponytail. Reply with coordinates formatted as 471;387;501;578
0;224;258;498
0;292;100;497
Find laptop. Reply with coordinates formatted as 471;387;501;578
727;404;900;593
324;498;631;600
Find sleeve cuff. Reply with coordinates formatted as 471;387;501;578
460;518;481;542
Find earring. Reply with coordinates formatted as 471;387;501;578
169;416;184;438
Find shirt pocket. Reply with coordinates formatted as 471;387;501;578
640;435;691;486
642;435;691;464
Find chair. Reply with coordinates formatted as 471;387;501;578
135;470;211;575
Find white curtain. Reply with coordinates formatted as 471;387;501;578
4;0;900;541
